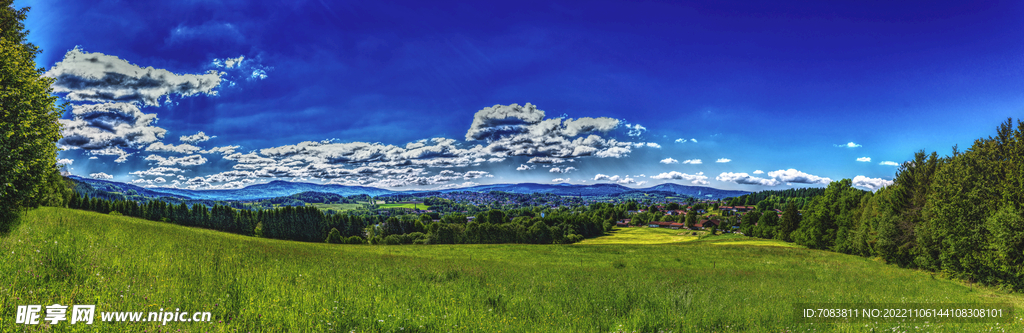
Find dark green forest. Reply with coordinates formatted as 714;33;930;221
740;118;1024;290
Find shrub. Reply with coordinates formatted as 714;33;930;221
383;234;401;245
346;236;365;244
108;211;122;216
406;232;426;244
325;228;343;244
254;222;264;238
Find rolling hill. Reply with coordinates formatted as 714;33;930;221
70;176;750;201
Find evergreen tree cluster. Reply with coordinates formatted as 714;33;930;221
727;187;826;211
741;118;1024;290
67;195;370;242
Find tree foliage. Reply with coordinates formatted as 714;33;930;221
0;2;66;231
737;118;1024;290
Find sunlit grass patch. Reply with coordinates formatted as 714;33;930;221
577;227;699;245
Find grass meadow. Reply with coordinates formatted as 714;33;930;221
377;203;431;210
1;207;1021;332
308;203;367;211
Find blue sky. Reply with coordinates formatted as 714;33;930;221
18;0;1024;191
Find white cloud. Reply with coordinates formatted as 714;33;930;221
44;47;223;106
462;171;493;179
560;117;622;137
617;176;637;185
857;157;871;162
767;169;832;185
715;172;781;186
594;146;631;158
674;138;686;143
56;159;73;166
593;174;613;181
200;145;240;155
852;175;893;191
250;69;268;80
129;167;184;178
119;103;659;189
879;161;899;166
464;103;552;141
144;154;208;167
682;159;702;164
651;171;710;185
549;166;576;174
660;157;679;164
834;142;862;148
180;131;213;144
146;142;202;154
625;124;646;137
86;146;134;163
690;138;697;143
90;172;113;180
88;156;98;160
526;157;569;164
716;158;731;163
213;55;245;69
753;170;764;174
552;178;569;183
461;104;647;160
58;102;166;152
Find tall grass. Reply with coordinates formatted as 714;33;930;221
0;207;1020;332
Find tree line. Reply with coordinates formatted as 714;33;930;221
65;193;616;246
67;195;372;242
740;118;1024;290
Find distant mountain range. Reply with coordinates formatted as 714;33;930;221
68;176;750;201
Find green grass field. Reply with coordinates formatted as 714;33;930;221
378;203;431;210
309;202;366;211
1;207;1021;332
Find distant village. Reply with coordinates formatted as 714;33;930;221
616;204;785;232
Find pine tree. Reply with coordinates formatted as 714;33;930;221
778;200;800;242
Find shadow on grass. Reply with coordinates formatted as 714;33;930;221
0;209;21;236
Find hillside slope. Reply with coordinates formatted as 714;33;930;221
1;207;1019;332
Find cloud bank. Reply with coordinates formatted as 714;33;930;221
716;169;832;187
651;171;710;185
44;47;223;106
